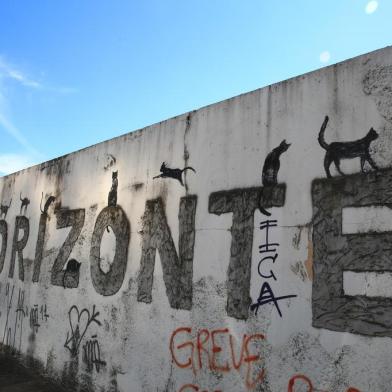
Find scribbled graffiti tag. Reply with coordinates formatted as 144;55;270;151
64;305;102;357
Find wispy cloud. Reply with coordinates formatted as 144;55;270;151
0;110;42;158
0;55;77;175
0;55;77;94
0;56;45;173
0;153;38;175
0;56;42;89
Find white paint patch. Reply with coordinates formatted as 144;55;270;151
365;1;378;14
99;226;116;273
319;51;331;63
342;206;392;234
344;271;392;297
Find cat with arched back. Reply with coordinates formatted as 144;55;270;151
153;162;196;186
19;193;30;215
260;140;291;216
0;198;12;219
40;193;56;215
318;115;379;178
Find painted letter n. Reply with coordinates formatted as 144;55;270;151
312;171;392;337
137;196;197;310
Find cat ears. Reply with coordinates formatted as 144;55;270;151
281;139;291;146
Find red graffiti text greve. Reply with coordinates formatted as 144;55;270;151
170;327;265;390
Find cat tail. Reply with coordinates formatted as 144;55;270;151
40;192;44;213
182;166;196;173
318;116;329;150
259;187;272;216
259;206;271;217
44;196;55;213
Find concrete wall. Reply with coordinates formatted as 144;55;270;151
1;46;392;392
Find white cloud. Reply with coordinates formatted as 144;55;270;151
0;55;76;93
0;56;42;89
365;1;378;14
319;51;331;63
0;153;39;176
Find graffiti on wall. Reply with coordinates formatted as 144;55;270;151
29;304;50;334
19;193;30;215
209;185;286;319
1;284;27;351
0;98;387;392
312;169;392;337
251;218;297;317
64;305;102;356
170;327;265;391
82;335;106;372
137;196;197;310
0;198;12;219
262;140;290;187
318;116;379;178
287;375;361;392
153;162;196;186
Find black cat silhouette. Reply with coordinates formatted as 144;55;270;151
106;171;118;233
62;259;81;288
318;115;379;178
40;193;56;215
262;140;291;186
0;198;12;219
108;171;118;207
260;140;290;216
20;193;30;215
153;162;196;186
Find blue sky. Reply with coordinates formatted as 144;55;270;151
0;0;391;175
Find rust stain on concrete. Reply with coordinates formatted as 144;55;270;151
304;238;313;281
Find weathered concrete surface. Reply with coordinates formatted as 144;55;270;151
1;46;392;391
0;349;65;392
312;170;392;337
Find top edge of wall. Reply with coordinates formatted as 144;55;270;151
1;45;391;180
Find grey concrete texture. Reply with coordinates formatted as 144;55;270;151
312;169;392;337
0;349;65;392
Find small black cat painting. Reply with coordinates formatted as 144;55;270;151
108;171;118;207
20;193;30;215
0;198;12;219
262;140;291;186
62;259;81;288
40;193;56;215
153;162;196;186
260;140;290;216
318;115;379;178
